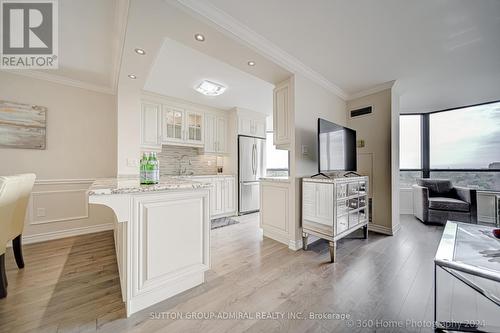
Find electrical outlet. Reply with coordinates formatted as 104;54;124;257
37;208;46;217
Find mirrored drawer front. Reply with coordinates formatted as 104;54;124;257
359;208;368;222
337;215;348;234
336;184;348;199
348;198;358;210
358;196;367;208
348;211;359;228
348;182;359;196
358;181;367;194
337;199;349;216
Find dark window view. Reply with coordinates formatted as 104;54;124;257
399;101;500;190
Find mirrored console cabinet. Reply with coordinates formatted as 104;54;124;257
302;176;369;263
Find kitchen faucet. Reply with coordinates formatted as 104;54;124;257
177;154;192;175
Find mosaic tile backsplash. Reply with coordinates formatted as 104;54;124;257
157;145;218;176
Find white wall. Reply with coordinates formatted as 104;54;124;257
0;72;117;242
292;73;347;246
294;74;347;177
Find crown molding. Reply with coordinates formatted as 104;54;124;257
1;70;115;95
174;0;349;100
346;81;395;101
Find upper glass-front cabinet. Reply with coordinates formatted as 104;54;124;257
186;111;203;143
162;107;184;142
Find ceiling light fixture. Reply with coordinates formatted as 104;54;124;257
128;74;137;79
195;80;226;96
134;48;146;55
247;61;256;66
194;33;205;42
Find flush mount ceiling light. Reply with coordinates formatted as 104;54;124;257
194;80;226;96
134;48;146;55
128;74;137;79
247;61;256;66
194;33;205;42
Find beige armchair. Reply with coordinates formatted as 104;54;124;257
0;173;36;298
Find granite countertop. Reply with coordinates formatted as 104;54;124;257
171;174;235;178
259;176;291;183
88;177;212;195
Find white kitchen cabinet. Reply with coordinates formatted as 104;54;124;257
88;184;210;317
185;110;204;145
140;101;161;151
216;117;227;152
273;78;292;148
204;114;227;154
161;106;185;143
238;116;266;138
160;106;204;147
224;176;235;213
187;175;236;218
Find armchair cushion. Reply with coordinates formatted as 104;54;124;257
416;179;454;197
428;197;470;212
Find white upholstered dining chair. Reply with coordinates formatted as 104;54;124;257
0;173;36;298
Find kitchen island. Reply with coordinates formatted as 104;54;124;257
88;177;211;317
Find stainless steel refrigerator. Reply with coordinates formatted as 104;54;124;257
238;135;266;215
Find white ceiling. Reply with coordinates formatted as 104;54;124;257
144;38;274;113
192;0;500;112
2;0;123;93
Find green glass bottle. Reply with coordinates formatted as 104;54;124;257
146;153;154;184
140;152;148;184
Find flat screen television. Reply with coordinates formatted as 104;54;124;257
318;118;357;172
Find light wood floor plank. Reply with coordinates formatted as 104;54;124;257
0;214;443;333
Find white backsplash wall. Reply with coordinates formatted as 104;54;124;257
157;145;218;176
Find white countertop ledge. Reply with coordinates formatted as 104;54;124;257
88;177;212;195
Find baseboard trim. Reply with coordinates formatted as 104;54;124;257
288;239;302;251
262;227;289;247
18;223;114;245
368;223;394;236
400;209;413;215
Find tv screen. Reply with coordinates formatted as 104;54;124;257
318;118;357;172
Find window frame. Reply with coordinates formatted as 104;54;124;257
400;99;500;178
265;130;290;175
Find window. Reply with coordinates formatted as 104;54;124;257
266;132;289;177
430;103;500;169
399;100;500;191
399;115;421;169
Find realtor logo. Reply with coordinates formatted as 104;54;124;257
1;0;58;69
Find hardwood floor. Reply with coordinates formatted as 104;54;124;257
0;215;444;333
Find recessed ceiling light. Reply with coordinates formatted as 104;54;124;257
194;33;205;42
134;48;146;55
195;80;226;96
128;74;137;79
247;61;256;66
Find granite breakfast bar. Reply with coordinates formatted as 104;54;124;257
87;177;211;317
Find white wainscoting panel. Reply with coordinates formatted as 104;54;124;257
21;179;115;244
399;188;413;215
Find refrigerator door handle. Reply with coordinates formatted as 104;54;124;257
252;143;256;175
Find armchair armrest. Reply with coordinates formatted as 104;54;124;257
454;186;477;223
454;186;476;204
412;185;429;222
